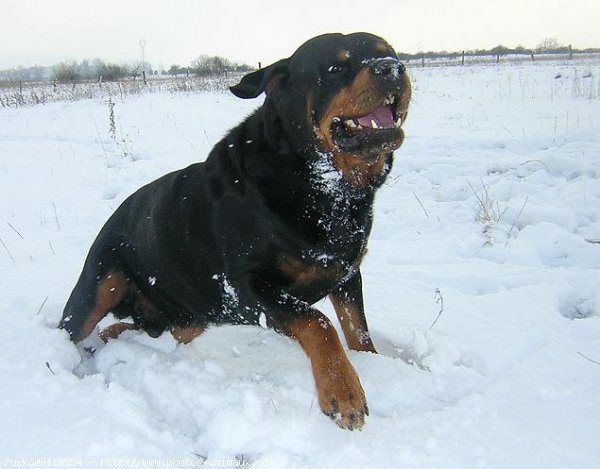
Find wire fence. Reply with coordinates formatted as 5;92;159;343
402;51;600;68
2;52;599;108
0;73;244;108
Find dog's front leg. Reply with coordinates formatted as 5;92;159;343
329;270;377;353
268;300;369;430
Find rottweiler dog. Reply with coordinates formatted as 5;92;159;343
60;32;411;430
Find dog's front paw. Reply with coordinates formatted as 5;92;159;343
316;359;369;430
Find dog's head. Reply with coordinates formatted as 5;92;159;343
231;32;411;188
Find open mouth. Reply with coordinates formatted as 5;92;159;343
331;93;406;158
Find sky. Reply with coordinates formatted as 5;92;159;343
1;0;599;70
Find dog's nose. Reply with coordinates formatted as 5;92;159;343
372;58;405;76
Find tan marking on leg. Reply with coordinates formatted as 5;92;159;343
286;314;368;430
329;294;377;353
78;271;129;341
99;322;138;342
171;325;205;344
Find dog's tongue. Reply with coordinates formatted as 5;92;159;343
356;105;394;128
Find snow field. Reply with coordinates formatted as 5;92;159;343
1;59;600;468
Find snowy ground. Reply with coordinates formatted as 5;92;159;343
1;59;600;468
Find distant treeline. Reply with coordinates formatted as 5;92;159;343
176;54;254;77
3;41;600;83
0;55;253;83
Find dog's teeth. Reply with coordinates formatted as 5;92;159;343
345;119;357;128
395;117;402;127
371;119;379;129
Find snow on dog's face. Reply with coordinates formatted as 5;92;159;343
230;32;411;188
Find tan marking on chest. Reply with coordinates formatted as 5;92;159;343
279;255;342;286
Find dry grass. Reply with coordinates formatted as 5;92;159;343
469;179;529;247
0;74;243;108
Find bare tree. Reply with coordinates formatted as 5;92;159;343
52;61;80;83
191;54;231;77
537;37;562;52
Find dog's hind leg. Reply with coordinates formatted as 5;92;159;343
99;322;138;342
60;262;130;343
171;325;205;344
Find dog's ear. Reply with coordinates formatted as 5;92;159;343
230;59;289;99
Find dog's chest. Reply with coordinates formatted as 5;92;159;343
277;222;368;296
305;156;374;239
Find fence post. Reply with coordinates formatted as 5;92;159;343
530;50;535;61
461;51;465;66
421;53;425;67
568;45;573;60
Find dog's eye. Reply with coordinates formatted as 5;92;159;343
327;64;344;74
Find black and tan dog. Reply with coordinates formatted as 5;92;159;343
60;32;411;430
